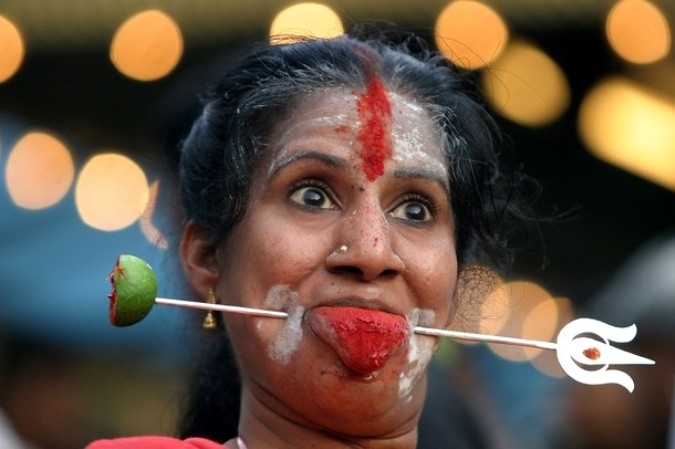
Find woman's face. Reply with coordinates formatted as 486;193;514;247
215;85;458;436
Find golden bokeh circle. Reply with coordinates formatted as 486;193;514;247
5;131;74;209
75;153;149;231
110;9;183;81
270;2;343;43
483;40;570;127
606;0;670;64
0;15;24;83
435;1;509;70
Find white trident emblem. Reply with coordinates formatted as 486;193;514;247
555;318;655;392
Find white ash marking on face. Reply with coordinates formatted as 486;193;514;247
264;284;304;365
266;110;356;178
398;308;437;399
388;94;446;172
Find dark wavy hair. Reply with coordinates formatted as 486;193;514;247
176;33;536;442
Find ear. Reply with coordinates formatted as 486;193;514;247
180;221;219;300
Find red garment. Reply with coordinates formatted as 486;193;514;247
85;436;225;448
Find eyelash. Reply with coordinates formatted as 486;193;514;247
288;179;338;209
393;192;437;222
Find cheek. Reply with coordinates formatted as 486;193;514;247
222;217;323;305
408;237;458;324
219;209;332;367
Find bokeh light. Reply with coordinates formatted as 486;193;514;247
0;15;24;83
5;131;75;209
579;76;675;191
270;3;343;43
482;40;570;127
434;0;508;70
606;0;671;64
75;153;149;231
110;9;183;81
521;296;560;360
531;297;574;378
486;281;556;362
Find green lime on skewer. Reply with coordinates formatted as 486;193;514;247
108;254;157;327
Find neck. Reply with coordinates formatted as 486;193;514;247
237;386;421;449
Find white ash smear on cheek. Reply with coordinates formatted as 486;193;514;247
399;309;437;400
263;285;305;365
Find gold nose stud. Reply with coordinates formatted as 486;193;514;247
338;244;348;253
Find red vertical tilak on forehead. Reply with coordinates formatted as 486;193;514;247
356;76;392;181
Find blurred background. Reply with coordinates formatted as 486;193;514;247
1;1;674;448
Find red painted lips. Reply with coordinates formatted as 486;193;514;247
307;306;409;374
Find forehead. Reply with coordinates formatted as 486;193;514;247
269;86;447;171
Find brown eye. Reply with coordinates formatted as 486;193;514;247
289;184;337;210
390;198;433;222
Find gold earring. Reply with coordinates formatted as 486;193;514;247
203;288;218;330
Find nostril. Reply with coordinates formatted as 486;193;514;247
328;265;364;278
328;264;400;281
380;268;399;279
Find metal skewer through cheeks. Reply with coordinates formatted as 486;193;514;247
155;297;655;392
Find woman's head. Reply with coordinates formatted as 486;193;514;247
176;34;532;445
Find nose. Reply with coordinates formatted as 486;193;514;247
326;199;405;281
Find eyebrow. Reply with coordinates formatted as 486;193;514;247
269;150;350;178
269;150;450;193
392;166;450;194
